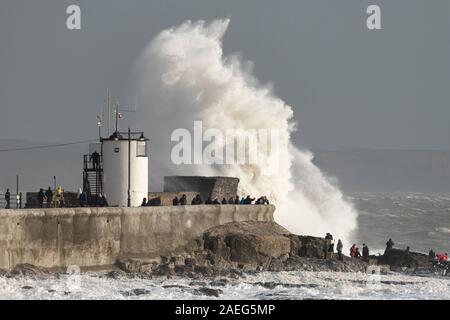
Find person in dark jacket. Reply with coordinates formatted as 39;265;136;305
243;195;255;204
385;238;394;253
213;198;220;204
141;198;147;207
234;196;240;204
101;194;109;207
4;188;10;209
205;196;213;205
328;241;335;259
221;198;227;204
173;197;180;206
354;247;362;259
45;187;53;208
336;239;343;261
180;194;187;206
429;249;436;261
90;151;100;169
191;194;202;205
38;189;45;208
323;239;329;260
79;190;87;207
362;243;370;261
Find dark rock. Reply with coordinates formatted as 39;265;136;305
116;258;159;273
268;259;283;272
184;257;196;267
121;288;151;296
378;248;430;268
194;265;214;276
22;286;33;290
204;222;291;267
189;281;207;286
297;236;327;259
154;263;176;276
209;280;227;287
11;264;48;277
194;287;223;297
162;284;188;289
0;269;9;277
105;270;127;279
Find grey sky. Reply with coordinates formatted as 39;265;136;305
1;0;449;150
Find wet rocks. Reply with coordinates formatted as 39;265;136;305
115;257;160;273
296;236;326;259
121;288;151;297
378;248;430;269
105;270;128;279
11;264;48;277
112;221;436;280
204;221;292;268
194;287;223;297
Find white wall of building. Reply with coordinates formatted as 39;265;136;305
102;139;148;207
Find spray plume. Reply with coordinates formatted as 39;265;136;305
133;19;357;246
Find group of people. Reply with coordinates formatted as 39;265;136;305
37;187;55;208
349;243;370;261
323;233;370;262
140;194;270;207
323;233;339;260
79;190;109;207
171;194;269;206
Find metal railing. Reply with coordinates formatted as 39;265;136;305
83;154;103;171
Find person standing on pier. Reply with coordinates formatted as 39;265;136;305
45;187;53;208
38;189;45;208
5;188;10;209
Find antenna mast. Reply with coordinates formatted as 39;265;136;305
114;103;122;134
107;89;111;136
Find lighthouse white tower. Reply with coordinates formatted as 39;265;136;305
101;105;148;207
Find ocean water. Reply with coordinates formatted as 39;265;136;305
351;192;450;254
0;192;449;300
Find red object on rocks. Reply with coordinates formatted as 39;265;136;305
436;253;448;262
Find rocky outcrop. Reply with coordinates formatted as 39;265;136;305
377;248;430;269
115;221;376;277
6;221;440;279
203;221;292;268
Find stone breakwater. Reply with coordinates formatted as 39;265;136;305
0;205;441;278
0;205;274;270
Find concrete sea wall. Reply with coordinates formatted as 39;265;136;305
0;205;275;270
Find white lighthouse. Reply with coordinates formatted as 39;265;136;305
85;104;148;207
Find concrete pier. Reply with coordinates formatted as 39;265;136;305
0;205;275;270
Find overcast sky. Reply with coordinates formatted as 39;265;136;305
1;0;449;150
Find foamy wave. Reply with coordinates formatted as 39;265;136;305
1;271;450;300
133;19;358;246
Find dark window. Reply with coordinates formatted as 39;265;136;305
136;141;147;157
